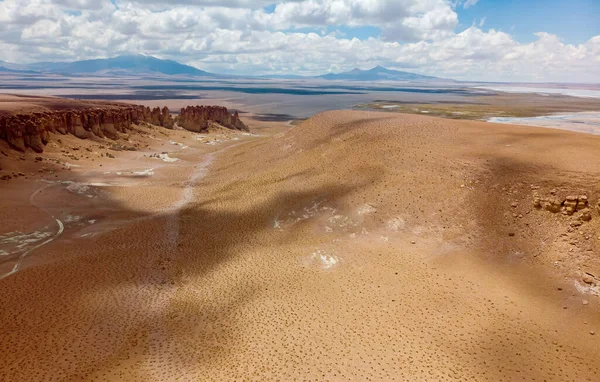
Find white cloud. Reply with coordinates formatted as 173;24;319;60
0;0;597;82
463;0;479;9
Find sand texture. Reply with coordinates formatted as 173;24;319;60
1;109;599;381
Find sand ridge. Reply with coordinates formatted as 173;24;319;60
0;110;599;380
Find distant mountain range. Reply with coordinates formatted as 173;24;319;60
21;55;212;76
0;55;443;81
318;66;440;81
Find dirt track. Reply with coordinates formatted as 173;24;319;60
1;110;599;380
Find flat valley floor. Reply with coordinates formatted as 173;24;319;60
1;110;600;381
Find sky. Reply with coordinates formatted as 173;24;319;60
0;0;598;82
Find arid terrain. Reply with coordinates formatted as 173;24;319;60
1;94;600;380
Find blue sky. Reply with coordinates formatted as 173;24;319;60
274;0;600;45
456;0;600;44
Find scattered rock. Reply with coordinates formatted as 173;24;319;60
545;199;562;213
582;273;596;285
580;211;592;222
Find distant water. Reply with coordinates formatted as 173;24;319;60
488;112;600;135
476;86;600;99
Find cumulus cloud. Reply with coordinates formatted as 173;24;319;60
0;0;597;82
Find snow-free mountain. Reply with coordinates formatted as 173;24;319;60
0;55;442;81
1;55;213;76
318;66;440;81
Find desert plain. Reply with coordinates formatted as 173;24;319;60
1;88;600;381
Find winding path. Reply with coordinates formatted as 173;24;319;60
0;184;65;280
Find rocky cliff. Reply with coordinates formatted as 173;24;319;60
0;105;173;152
177;106;248;132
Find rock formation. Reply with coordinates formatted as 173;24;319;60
1;102;249;153
177;106;248;132
533;193;593;220
0;105;173;153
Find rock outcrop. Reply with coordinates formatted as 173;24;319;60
177;106;248;132
533;193;595;223
0;105;174;152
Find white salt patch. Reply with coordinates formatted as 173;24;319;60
381;105;400;109
0;230;53;248
116;169;154;177
475;86;600;99
574;280;600;296
67;183;90;195
488;112;600;135
134;169;154;177
156;153;179;162
388;217;406;231
310;250;340;270
357;204;377;215
66;182;108;194
169;140;188;149
328;214;358;229
117;170;151;177
64;215;81;223
275;201;337;230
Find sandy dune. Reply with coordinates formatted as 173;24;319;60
1;110;599;380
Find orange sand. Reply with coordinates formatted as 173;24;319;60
1;110;599;380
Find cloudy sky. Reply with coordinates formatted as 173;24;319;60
0;0;599;82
